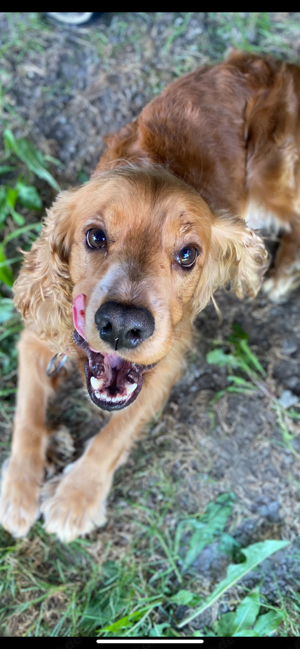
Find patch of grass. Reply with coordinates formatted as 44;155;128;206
0;129;59;285
207;13;271;54
0;494;291;637
206;12;300;60
163;13;193;52
175;492;237;572
0;79;26;128
178;539;289;632
0;13;50;60
204;589;284;637
207;322;300;457
0;129;60;407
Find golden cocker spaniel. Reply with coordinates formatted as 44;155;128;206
2;50;300;542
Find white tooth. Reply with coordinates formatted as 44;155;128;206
112;395;121;403
95;389;108;401
91;376;104;391
125;382;137;395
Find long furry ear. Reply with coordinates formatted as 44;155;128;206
193;214;269;316
14;191;76;353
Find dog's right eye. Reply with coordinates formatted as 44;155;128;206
86;228;107;249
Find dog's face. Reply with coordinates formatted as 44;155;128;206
14;166;268;411
69;169;213;410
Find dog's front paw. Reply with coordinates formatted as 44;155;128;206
0;455;43;538
41;459;110;543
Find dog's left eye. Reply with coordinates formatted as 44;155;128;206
176;246;199;268
86;228;107;249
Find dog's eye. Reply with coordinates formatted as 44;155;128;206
86;228;107;249
176;246;199;268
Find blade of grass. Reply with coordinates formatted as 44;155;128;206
238;339;266;376
177;539;289;628
1;221;42;247
0;255;23;268
4;129;60;192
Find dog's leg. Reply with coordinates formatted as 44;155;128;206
0;329;56;537
263;215;300;301
42;340;187;543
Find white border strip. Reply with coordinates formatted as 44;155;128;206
96;641;204;644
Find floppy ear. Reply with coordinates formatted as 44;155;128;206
14;191;76;354
193;214;269;316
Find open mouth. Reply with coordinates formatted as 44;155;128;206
72;294;156;411
73;330;156;411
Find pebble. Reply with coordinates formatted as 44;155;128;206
278;389;299;409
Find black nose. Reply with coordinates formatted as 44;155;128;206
95;301;155;350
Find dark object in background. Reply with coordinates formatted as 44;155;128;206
45;12;102;25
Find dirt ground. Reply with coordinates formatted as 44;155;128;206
1;12;300;636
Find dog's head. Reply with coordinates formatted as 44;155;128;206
14;165;268;411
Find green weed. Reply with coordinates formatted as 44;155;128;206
0;129;60;287
204;589;284;637
0;129;60;399
178;539;289;630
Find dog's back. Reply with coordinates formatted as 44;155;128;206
98;51;300;220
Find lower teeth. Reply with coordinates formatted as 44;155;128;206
93;381;137;403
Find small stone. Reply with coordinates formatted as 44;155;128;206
282;337;298;355
278;389;298;409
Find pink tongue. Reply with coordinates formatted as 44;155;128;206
73;294;86;339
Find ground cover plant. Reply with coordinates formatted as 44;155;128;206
1;12;300;637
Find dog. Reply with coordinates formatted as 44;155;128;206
2;50;300;543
